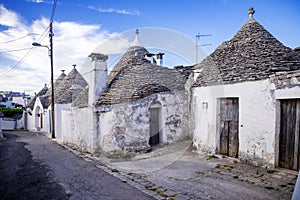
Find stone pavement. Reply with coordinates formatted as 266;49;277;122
64;141;297;200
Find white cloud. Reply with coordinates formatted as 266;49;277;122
26;0;52;4
88;6;140;16
0;5;130;95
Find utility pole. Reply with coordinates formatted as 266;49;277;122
49;22;55;139
195;33;212;64
32;1;56;138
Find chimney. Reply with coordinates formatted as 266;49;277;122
144;53;155;63
156;53;164;66
88;53;108;106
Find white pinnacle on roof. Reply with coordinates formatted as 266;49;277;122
131;29;142;47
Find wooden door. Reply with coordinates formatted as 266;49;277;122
279;99;300;170
149;108;160;145
219;98;239;158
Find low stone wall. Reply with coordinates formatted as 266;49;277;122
2;117;24;130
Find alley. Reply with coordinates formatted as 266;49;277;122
0;130;154;200
0;130;297;200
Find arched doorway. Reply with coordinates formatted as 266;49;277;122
149;101;162;146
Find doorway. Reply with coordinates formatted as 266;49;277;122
218;98;239;158
279;99;300;170
149;101;162;146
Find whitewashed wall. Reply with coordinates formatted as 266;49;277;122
26;97;47;132
1;117;24;130
55;103;71;142
41;109;50;134
192;79;276;165
61;107;95;152
98;91;189;152
25;111;35;131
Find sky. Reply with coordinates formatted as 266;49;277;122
0;0;299;95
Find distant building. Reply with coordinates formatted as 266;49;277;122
0;90;30;108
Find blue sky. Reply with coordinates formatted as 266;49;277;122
0;0;299;94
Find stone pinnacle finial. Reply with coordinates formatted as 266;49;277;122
72;64;76;68
61;70;65;73
131;28;142;47
248;7;255;19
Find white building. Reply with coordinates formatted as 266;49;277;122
190;8;300;170
26;8;300;171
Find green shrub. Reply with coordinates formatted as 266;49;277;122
0;107;23;118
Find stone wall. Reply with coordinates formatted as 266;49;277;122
270;70;300;89
97;91;189;153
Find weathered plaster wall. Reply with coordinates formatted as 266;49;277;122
192;79;276;165
61;107;95;152
98;91;189;153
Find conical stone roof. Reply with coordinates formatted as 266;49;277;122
193;16;300;87
108;44;149;85
96;30;188;106
54;71;66;88
54;67;88;104
26;84;48;110
46;71;66;96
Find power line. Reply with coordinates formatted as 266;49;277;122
0;26;50;78
0;47;33;54
0;33;40;44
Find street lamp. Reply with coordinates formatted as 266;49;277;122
32;24;55;139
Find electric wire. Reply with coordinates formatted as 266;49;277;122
0;47;33;54
0;33;40;44
0;0;57;79
0;26;50;78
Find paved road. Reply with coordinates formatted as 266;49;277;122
0;131;154;200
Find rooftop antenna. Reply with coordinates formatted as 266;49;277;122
195;33;212;64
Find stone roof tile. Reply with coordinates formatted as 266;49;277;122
55;67;88;104
97;62;186;106
26;84;48;110
193;17;300;87
71;87;89;108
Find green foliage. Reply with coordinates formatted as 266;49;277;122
0;107;23;118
